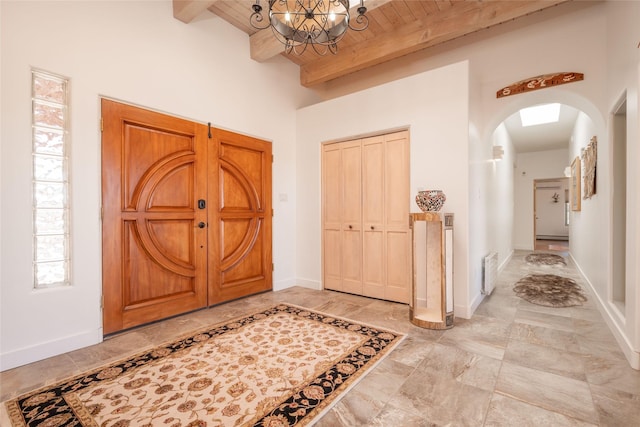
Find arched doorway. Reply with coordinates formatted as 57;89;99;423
500;103;579;252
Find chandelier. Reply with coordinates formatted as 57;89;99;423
250;0;369;55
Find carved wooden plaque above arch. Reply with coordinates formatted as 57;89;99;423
497;72;584;98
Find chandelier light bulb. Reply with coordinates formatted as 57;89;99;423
285;11;290;21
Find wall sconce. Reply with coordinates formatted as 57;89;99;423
492;145;504;161
552;192;560;203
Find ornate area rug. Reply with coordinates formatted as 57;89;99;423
525;253;567;267
513;274;587;307
5;304;404;427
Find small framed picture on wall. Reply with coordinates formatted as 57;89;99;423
571;156;581;211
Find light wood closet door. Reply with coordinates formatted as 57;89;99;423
322;144;342;291
383;131;411;303
362;131;410;303
322;141;362;294
362;136;385;299
341;141;363;295
322;131;409;304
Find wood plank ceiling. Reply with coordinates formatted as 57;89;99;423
173;0;573;88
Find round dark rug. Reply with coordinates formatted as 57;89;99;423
525;253;567;266
513;274;587;307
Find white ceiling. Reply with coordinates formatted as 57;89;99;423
503;104;580;153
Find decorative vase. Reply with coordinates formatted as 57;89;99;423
415;190;446;212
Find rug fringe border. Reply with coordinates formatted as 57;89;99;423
305;331;407;426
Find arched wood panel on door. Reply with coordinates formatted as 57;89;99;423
101;99;208;334
208;128;273;305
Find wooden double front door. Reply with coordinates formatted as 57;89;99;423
101;99;272;334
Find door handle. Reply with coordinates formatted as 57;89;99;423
198;199;206;209
197;222;206;229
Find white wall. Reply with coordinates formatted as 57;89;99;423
0;0;316;370
468;65;489;312
513;149;570;250
489;124;515;268
295;61;472;317
598;0;640;368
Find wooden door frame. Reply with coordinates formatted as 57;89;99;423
532;177;568;249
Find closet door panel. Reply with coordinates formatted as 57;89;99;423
386;230;411;303
323;229;342;291
384;131;410;303
362;136;385;297
322;145;343;291
385;131;410;229
341;142;362;226
342;229;362;294
341;141;362;294
363;229;384;299
362;136;384;227
322;146;342;228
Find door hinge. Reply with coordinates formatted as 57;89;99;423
100;206;104;221
272;208;274;216
272;154;274;163
100;295;104;309
272;263;274;271
208;122;212;139
100;118;103;132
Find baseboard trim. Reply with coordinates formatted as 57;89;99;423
0;329;103;372
498;250;514;273
467;292;484;319
273;278;297;291
294;278;322;290
570;253;640;370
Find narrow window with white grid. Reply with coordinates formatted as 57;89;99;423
32;69;70;288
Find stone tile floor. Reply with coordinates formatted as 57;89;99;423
1;250;639;426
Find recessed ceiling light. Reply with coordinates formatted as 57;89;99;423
519;103;561;127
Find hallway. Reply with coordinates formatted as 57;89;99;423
2;250;639;425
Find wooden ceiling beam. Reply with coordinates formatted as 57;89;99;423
173;0;220;23
249;0;395;62
299;0;572;87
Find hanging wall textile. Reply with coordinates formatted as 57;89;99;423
496;72;584;98
571;156;581;211
5;304;404;427
582;136;597;199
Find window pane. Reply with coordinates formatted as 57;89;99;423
33;74;66;103
34;182;66;208
33;100;64;129
34;209;67;234
35;234;67;261
34;128;64;155
34;154;64;181
32;69;70;289
35;261;67;286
